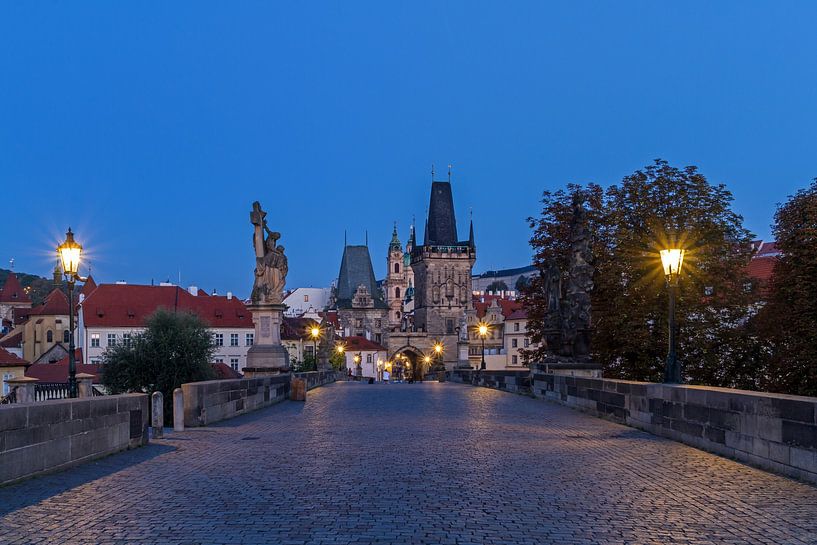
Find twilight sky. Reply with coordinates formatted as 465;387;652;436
2;2;816;296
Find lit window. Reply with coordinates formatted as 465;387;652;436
214;333;224;347
304;294;309;302
246;333;254;346
230;333;239;347
91;333;100;348
107;333;117;347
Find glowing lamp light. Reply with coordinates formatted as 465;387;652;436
57;228;82;277
660;248;685;278
433;342;443;354
336;344;345;354
478;323;489;338
424;356;431;364
353;354;361;364
310;326;320;339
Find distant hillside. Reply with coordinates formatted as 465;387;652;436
0;269;57;306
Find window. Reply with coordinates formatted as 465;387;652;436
366;353;372;363
63;330;70;343
230;333;239;347
107;333;117;347
394;263;400;273
90;358;102;365
395;287;400;298
524;338;529;348
122;333;132;347
375;319;381;328
305;345;315;357
446;319;454;334
375;333;382;344
512;355;518;365
512;338;518;348
304;294;309;302
46;330;53;343
514;322;520;332
355;319;363;328
246;333;254;346
396;311;401;320
3;373;13;395
214;333;224;347
91;333;100;348
215;357;224;364
230;358;239;371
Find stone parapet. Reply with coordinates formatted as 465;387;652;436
0;394;149;486
532;371;817;485
451;369;531;394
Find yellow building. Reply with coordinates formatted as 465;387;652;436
1;347;29;397
22;289;71;364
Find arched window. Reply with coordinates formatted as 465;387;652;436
394;263;400;273
63;330;70;343
396;311;401;320
46;330;53;343
395;287;401;298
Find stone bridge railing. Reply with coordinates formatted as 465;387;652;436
181;370;337;427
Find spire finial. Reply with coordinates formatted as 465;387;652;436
448;163;452;182
431;164;435;180
9;257;13;271
365;230;368;246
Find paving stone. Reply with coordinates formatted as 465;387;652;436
1;382;817;544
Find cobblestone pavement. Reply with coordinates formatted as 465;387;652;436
2;382;817;545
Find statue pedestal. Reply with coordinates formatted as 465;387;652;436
244;303;289;377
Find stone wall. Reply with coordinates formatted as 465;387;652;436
532;369;817;484
452;369;531;394
0;394;149;486
183;371;337;427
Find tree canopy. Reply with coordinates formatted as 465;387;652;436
102;309;215;423
523;160;756;384
484;280;509;293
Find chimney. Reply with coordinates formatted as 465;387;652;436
227;292;233;300
188;286;198;296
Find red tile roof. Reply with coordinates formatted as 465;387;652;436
0;330;22;349
0;347;28;367
506;308;528;320
473;296;523;319
0;272;31;304
79;276;98;299
213;362;243;379
81;284;253;329
342;336;387;352
26;350;103;383
29;289;71;316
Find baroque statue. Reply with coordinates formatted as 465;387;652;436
250;201;288;305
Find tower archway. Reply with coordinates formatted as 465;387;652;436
389;345;428;382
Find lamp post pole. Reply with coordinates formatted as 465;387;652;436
665;278;681;384
67;277;77;398
480;335;486;370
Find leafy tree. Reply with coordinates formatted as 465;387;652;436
329;349;346;371
484;280;509;293
102;309;215;424
514;275;530;292
523;160;755;384
755;180;817;396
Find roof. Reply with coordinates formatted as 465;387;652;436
425;181;458;246
0;330;22;349
335;245;382;304
506;308;529;320
213;362;243;379
342;336;387;352
746;256;777;284
319;310;340;328
475;264;537;279
79;276;97;299
473;296;523;319
81;284;253;329
751;240;780;258
0;272;31;304
0;347;28;368
29;289;70;316
26;349;103;383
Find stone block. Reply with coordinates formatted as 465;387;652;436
28;402;72;427
709;408;739;431
790;447;817;474
684;403;709;424
0;405;28;432
752;437;770;458
772;398;815;423
769;442;790;465
782;420;817;449
727;393;758;415
704;426;726;445
664;385;686;403
670;419;703;438
756;415;782;443
705;390;732;411
89;397;119;418
70;427;117;460
71;399;92;420
725;431;754;454
662;401;683;420
684;387;708;407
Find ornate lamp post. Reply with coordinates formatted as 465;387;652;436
477;323;489;370
433;341;443;370
57;228;87;398
309;325;320;372
353;353;362;379
660;248;685;384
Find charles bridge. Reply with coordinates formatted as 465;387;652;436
2;369;817;544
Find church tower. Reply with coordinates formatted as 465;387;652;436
384;223;408;328
411;175;476;364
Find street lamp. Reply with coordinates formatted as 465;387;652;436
433;341;443;370
660;248;685;384
57;228;87;398
353;352;362;379
309;325;320;372
477;322;489;370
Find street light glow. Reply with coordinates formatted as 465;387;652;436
57;228;82;277
310;326;320;339
660;248;685;278
478;323;489;338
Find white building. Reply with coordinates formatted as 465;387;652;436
341;336;388;379
78;283;254;372
283;287;331;318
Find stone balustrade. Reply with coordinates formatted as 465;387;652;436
451;369;531;394
0;394;149;486
531;367;817;485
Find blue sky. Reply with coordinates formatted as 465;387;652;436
2;2;816;296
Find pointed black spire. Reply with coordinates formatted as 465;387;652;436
469;211;475;249
425;181;458;245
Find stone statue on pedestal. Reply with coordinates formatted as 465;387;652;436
244;201;290;376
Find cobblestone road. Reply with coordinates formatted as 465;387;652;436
2;382;817;544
